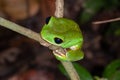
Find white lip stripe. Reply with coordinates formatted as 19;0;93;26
70;45;78;50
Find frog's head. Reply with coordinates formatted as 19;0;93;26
41;16;84;61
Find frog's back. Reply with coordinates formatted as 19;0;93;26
47;17;80;33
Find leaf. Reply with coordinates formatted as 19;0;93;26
110;70;120;80
58;62;93;80
73;63;93;80
103;59;120;79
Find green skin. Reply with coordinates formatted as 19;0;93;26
41;16;84;61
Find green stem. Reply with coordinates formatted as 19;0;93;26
61;61;80;80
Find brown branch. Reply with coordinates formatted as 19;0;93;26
54;0;64;17
0;17;50;47
92;17;120;24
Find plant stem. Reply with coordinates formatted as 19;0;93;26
55;0;80;80
0;17;50;47
61;61;80;80
55;0;64;17
92;17;120;24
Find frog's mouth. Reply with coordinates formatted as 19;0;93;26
53;44;80;59
67;44;80;51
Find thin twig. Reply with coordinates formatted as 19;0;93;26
54;0;64;17
0;17;65;52
55;0;80;80
61;61;80;80
92;17;120;24
0;17;50;47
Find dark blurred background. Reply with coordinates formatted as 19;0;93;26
0;0;120;80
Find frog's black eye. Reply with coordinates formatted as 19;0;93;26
45;16;51;24
54;37;63;44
